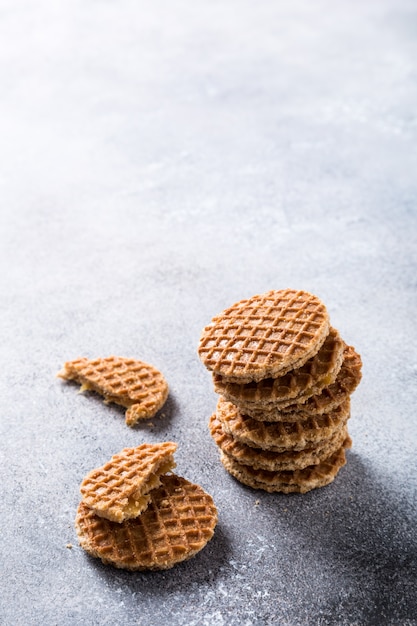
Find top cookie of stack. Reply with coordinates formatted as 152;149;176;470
198;289;362;493
199;289;330;383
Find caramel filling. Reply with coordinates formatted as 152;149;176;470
123;458;176;518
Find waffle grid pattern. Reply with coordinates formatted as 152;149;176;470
80;443;177;522
200;290;362;494
274;345;362;418
228;345;362;421
213;327;344;405
65;356;167;401
217;397;350;451
209;412;347;471
198;290;330;381
60;356;169;425
220;438;351;493
76;475;218;570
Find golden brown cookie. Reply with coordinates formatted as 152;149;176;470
80;443;177;522
216;396;350;451
75;474;218;571
209;411;348;471
198;289;330;383
282;344;363;415
242;345;362;421
58;356;169;426
213;327;344;409
234;345;361;420
220;436;352;493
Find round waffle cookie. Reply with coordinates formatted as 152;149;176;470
213;327;344;409
198;289;330;383
243;344;362;421
216;396;350;452
220;436;352;493
76;474;218;571
58;356;169;427
209;412;348;471
80;443;177;523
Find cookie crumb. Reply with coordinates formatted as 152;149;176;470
66;543;73;549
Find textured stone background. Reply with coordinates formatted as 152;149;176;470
1;1;416;625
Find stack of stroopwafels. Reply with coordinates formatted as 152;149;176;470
75;443;218;570
198;289;362;494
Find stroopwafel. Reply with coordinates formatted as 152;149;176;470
220;436;352;493
76;474;218;571
213;327;344;409
216;396;350;452
242;345;362;421
80;443;177;522
198;289;330;383
209;412;348;471
58;356;169;426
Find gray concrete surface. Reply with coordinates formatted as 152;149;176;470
1;1;416;625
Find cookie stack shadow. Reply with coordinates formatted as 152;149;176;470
198;289;362;494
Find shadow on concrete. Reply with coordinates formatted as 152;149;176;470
59;378;177;431
263;451;417;625
132;393;179;434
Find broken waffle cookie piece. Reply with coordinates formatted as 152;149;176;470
57;356;169;426
75;443;218;571
76;474;218;571
80;443;177;522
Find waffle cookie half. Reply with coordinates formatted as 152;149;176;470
216;396;350;452
220;436;352;493
209;412;348;471
58;356;169;426
76;474;218;571
80;443;177;522
198;289;330;383
213;327;344;409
